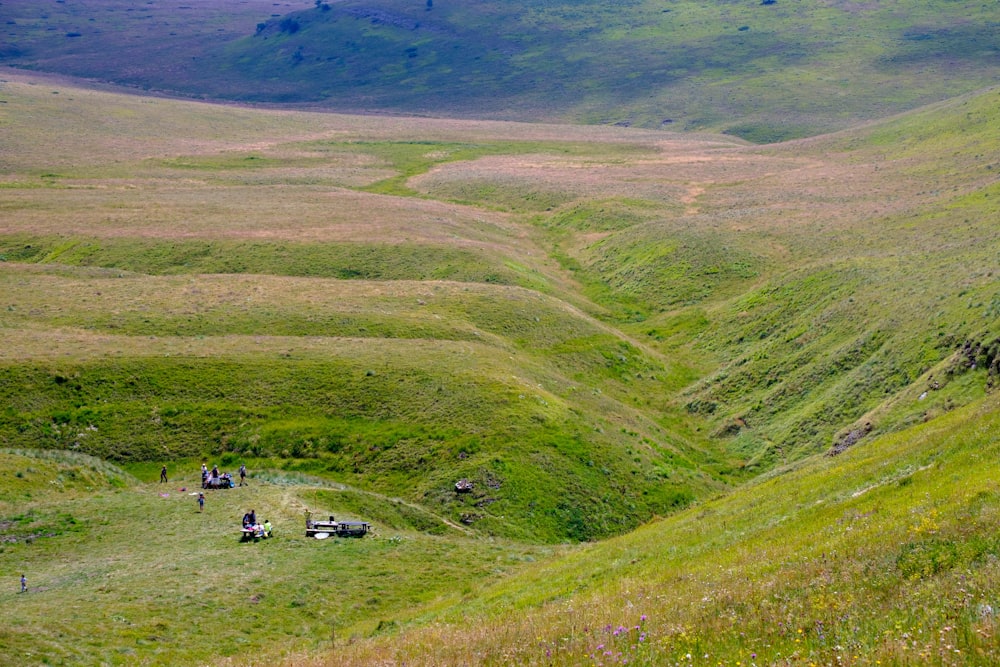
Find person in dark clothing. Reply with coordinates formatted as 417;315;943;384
160;466;168;483
239;464;247;486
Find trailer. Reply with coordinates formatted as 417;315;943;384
306;516;370;538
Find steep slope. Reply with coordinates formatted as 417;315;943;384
504;86;1000;471
308;390;1000;666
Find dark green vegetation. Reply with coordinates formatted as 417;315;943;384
2;0;999;139
1;72;1000;664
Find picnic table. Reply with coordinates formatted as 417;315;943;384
240;525;270;542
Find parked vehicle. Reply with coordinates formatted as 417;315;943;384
306;515;370;538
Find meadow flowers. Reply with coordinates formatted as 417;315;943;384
583;615;650;665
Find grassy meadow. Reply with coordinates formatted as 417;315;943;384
0;449;563;666
1;71;999;665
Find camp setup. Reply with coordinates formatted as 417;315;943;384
203;472;235;489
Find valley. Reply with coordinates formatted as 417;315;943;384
0;60;998;665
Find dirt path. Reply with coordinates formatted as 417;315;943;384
681;183;706;215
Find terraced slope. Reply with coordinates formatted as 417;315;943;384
0;73;732;544
2;68;999;667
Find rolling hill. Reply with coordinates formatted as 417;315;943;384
1;69;999;664
2;0;999;140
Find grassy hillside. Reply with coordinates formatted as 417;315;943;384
405;86;1000;472
3;75;999;542
0;449;564;666
0;74;730;544
2;74;1000;664
308;390;1000;666
2;1;999;139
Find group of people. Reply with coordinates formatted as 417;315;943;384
158;462;249;488
198;462;249;488
242;509;272;539
201;463;234;488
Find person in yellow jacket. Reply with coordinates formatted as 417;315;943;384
263;519;272;538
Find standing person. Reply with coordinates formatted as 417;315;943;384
239;464;247;487
160;465;168;483
20;574;26;593
198;493;205;512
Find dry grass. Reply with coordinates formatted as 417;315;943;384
0;182;527;248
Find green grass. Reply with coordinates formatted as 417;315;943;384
0;450;563;666
0;263;718;543
0;235;527;284
2;76;1000;665
314;392;1000;665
